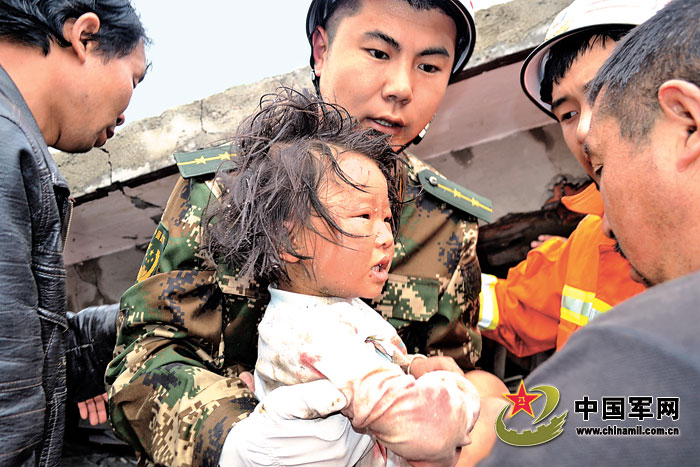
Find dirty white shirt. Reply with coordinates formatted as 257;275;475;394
221;286;479;466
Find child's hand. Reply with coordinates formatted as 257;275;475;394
409;356;463;379
239;371;255;392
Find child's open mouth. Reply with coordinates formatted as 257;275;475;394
370;256;391;281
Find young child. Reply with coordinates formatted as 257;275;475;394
207;89;480;466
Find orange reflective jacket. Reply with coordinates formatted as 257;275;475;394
478;183;645;357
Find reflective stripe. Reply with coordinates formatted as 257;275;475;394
560;304;590;327
592;298;612;313
478;274;499;330
560;285;612;327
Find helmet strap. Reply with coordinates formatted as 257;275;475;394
410;114;436;146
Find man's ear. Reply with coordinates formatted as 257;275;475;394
658;80;700;172
312;26;329;78
62;12;101;63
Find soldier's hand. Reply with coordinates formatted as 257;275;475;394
409;356;464;379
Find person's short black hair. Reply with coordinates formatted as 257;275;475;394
325;0;456;45
0;0;148;58
589;0;700;144
206;88;405;284
539;27;630;107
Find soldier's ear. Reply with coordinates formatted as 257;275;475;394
312;26;329;79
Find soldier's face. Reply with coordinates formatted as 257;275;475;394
284;151;394;299
550;39;616;182
312;0;456;147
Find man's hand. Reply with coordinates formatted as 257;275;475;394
77;392;108;426
409;356;464;379
530;234;566;249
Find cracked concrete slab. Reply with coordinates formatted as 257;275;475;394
63;174;179;265
55;68;309;199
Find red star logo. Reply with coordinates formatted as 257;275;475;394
503;381;541;418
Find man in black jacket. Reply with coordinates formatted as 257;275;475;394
0;1;148;465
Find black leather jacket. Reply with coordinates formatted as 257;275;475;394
66;304;119;403
0;65;118;466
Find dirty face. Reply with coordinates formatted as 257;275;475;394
284;151;394;299
550;39;616;181
312;0;456;147
587;104;684;287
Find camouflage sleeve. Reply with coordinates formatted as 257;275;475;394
106;176;259;467
371;155;482;370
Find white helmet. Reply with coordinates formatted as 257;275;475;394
520;0;671;119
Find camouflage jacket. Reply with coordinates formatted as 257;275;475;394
106;148;492;467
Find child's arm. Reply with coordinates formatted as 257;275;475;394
219;379;372;466
302;324;480;464
344;367;479;464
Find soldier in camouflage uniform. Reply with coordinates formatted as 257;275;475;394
106;1;497;465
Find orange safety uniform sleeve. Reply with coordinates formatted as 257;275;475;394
478;236;569;357
478;184;645;359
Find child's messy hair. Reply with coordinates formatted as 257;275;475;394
206;87;405;283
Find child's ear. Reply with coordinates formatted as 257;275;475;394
280;221;302;263
279;250;300;264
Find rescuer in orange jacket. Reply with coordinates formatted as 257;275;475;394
477;0;669;358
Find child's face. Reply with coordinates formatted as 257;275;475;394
286;151;394;299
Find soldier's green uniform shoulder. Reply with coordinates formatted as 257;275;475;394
405;154;492;223
174;146;238;179
416;169;492;222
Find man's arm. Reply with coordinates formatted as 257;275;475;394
480;275;700;465
65;304;119;403
478;235;569;357
106;176;260;467
0;120;48;466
